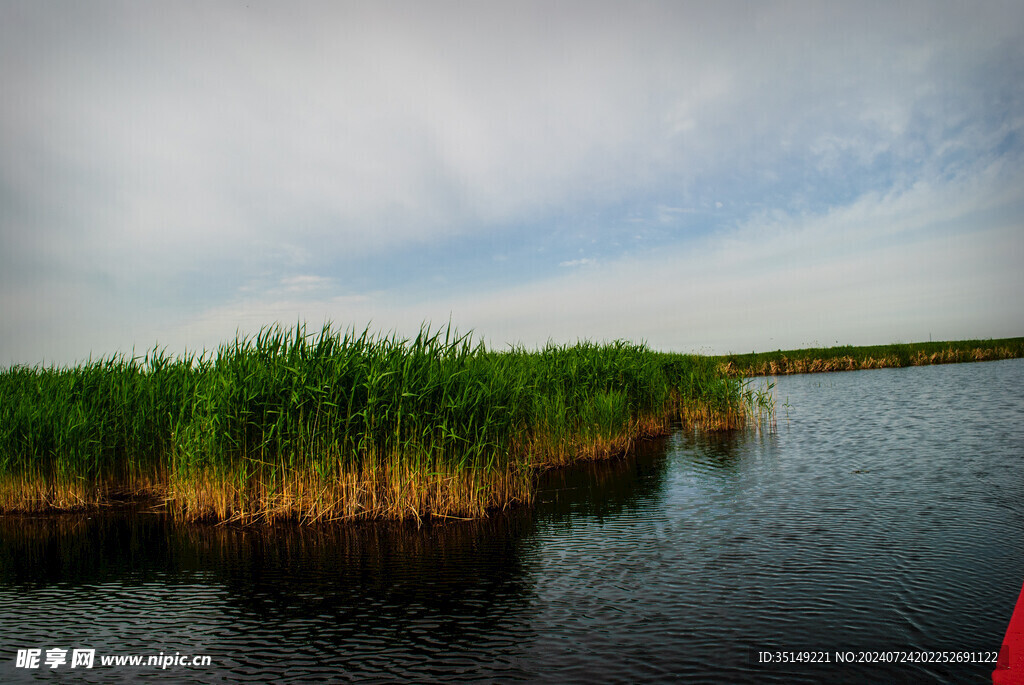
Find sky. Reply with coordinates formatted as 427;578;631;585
2;0;1023;365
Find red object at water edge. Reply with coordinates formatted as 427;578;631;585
994;581;1024;685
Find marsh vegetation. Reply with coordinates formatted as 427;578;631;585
718;337;1024;377
0;324;769;523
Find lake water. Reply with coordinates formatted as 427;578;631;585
1;359;1022;683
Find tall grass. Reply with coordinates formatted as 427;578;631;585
0;350;196;510
0;323;762;523
718;337;1024;377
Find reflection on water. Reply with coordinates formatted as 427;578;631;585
534;435;671;521
0;511;542;682
1;359;1022;683
673;426;778;471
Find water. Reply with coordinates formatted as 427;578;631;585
1;360;1022;683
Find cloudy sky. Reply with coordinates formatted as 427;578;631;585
2;1;1022;365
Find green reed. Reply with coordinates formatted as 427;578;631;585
719;337;1024;377
0;323;759;521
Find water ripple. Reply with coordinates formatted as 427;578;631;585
1;360;1022;683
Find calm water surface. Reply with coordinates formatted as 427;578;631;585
1;360;1022;683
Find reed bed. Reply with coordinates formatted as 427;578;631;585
719;337;1024;377
1;324;764;523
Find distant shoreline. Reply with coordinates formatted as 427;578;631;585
718;337;1024;377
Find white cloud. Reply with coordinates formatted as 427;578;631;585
139;155;1024;361
1;1;1022;364
558;258;596;268
279;275;334;294
405;159;1024;353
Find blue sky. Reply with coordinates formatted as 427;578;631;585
2;0;1023;365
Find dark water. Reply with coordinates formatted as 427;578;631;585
1;360;1022;683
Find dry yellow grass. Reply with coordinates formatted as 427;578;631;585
722;344;1022;377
